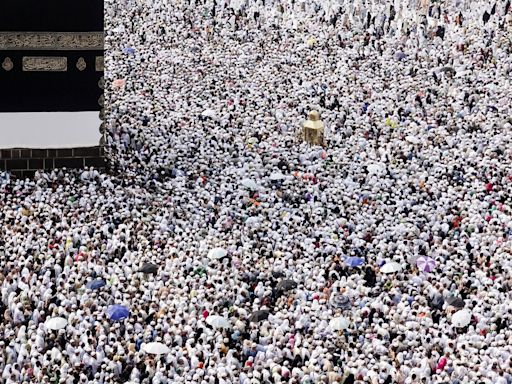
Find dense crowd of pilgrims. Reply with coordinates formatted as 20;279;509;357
2;0;512;383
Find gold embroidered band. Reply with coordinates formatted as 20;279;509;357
22;56;68;72
0;32;104;51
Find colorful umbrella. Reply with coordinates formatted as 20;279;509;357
416;256;436;273
106;305;130;321
113;79;126;88
86;279;106;290
394;51;407;60
345;256;364;268
306;37;317;47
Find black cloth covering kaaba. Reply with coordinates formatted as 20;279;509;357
0;1;104;112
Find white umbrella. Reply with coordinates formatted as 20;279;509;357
45;317;68;330
113;25;125;33
405;135;421;144
367;163;385;175
380;262;402;274
270;172;286;181
451;309;471;328
245;216;260;227
142;342;171;355
241;178;260;190
206;315;231;329
329;317;350;331
201;109;217;118
208;247;228;259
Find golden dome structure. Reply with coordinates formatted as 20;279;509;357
302;110;325;146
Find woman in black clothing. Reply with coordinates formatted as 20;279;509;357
343;373;355;384
364;266;376;288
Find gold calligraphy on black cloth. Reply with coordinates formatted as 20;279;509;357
22;56;67;72
1;32;104;72
0;32;104;51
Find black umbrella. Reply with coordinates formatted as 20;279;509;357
249;310;270;323
446;296;465;308
440;66;455;76
331;294;352;309
276;279;297;292
272;271;286;279
139;263;158;274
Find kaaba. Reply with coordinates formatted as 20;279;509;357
0;0;105;177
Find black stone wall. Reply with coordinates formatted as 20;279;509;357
0;146;105;178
